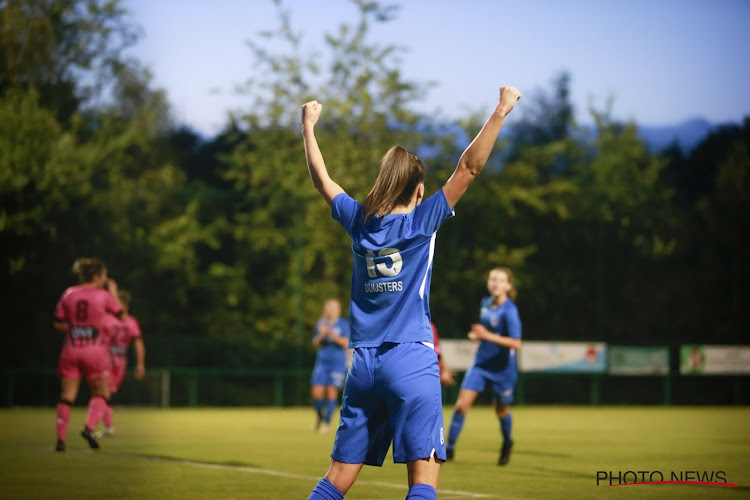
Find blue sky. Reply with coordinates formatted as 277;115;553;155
124;0;750;137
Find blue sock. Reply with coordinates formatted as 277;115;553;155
500;413;513;445
308;477;344;500
325;398;336;424
447;411;466;449
406;484;437;500
313;399;325;419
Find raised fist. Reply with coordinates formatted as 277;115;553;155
301;100;322;127
498;85;522;116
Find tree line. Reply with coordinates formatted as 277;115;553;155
1;0;748;372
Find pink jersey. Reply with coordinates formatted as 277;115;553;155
103;314;142;393
54;284;122;348
106;314;142;357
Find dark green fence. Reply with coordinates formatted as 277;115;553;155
3;368;748;408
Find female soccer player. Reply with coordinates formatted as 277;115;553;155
98;289;146;437
302;84;521;500
53;257;124;451
445;267;522;466
310;298;350;434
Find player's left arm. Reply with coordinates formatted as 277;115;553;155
133;337;146;380
468;323;522;350
53;319;68;333
302;100;345;206
328;331;349;349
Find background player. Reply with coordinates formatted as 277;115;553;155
302;85;521;500
445;267;522;466
53;257;124;451
97;289;146;437
310;298;350;434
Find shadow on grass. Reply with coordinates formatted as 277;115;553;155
516;465;592;480
514;449;573;458
134;453;261;469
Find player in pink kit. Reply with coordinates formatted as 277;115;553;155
98;289;146;437
432;323;456;387
53;258;123;451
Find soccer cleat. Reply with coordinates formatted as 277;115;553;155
445;448;454;461
55;440;66;452
94;426;115;438
498;442;513;466
318;422;330;434
81;426;100;449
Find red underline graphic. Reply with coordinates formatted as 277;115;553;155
606;481;738;487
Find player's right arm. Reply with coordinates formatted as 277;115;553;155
105;278;126;320
442;85;522;209
53;294;69;333
302;101;345;207
312;323;328;349
468;323;522;350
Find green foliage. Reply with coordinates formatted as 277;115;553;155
1;0;746;372
0;0;138;120
220;0;437;349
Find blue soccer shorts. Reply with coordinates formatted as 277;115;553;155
310;360;347;389
460;364;516;406
331;342;446;465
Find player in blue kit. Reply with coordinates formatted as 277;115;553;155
445;267;522;466
302;85;522;500
311;298;350;434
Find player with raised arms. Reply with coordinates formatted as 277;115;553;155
53;257;124;451
302;84;521;500
97;289;146;437
310;298;350;434
445;267;522;466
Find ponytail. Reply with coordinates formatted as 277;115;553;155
363;145;426;221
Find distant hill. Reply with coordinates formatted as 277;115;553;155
416;117;723;159
573;117;716;154
636;117;714;153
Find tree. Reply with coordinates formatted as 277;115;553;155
0;0;139;122
0;0;225;369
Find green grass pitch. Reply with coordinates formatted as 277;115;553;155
0;406;747;499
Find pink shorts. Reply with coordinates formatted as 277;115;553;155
58;345;110;383
108;356;128;393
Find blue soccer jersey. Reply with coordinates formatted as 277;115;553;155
472;297;522;374
331;189;454;347
313;317;350;366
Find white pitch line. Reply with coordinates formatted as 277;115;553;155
133;455;493;498
36;445;494;498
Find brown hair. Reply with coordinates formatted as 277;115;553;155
72;258;106;284
363;145;426;221
490;266;517;301
118;290;132;308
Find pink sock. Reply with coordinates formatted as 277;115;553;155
56;402;71;442
85;396;107;431
103;404;113;427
